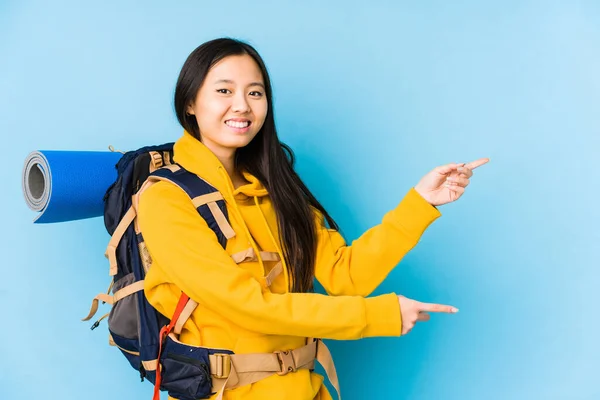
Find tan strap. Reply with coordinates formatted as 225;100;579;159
230;248;283;288
163;151;171;166
142;359;158;372
81;280;145;321
213;371;234;400
106;279;114;295
134;179;155;205
114;343;140;356
209;339;342;398
95;312;110;324
231;248;280;264
82;279;113;321
316;339;341;400
112;280;145;303
148;151;163;173
260;252;280;262
132;178;157;235
207;201;236;239
82;297;100;322
173;298;199;335
105;206;136;276
264;262;283;288
209;340;341;398
192;192;224;208
231;247;255;263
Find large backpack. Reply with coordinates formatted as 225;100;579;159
82;144;341;400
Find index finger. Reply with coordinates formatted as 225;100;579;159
419;302;459;313
465;158;490;170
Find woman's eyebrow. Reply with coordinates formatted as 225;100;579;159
214;79;265;89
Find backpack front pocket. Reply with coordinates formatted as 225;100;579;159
159;335;218;400
161;352;212;399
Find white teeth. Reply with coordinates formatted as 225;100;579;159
226;120;250;128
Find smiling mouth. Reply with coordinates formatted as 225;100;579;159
225;120;251;128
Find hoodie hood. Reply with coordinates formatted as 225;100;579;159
236;171;269;199
172;130;269;202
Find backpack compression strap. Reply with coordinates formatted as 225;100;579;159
208;337;341;400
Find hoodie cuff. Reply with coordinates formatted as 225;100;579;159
361;293;402;338
384;188;441;243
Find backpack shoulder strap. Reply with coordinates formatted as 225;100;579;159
144;164;235;248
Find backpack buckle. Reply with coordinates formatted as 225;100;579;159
149;151;164;170
214;353;231;379
275;350;297;375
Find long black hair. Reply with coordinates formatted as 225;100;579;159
174;38;339;293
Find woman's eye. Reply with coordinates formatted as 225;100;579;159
249;91;263;97
217;89;231;94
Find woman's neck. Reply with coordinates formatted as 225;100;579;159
213;150;247;189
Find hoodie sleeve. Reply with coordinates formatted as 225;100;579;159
314;188;441;297
138;181;401;340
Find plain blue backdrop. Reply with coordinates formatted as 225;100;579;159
2;1;599;399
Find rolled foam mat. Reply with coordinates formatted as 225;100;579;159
22;150;123;223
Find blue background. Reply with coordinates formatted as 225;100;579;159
2;1;599;399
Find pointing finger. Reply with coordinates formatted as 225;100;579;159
419;302;459;313
465;158;490;170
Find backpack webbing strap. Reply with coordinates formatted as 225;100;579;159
173;298;199;335
81;280;145;321
230;248;283;289
231;248;280;263
210;338;341;400
264;262;283;288
191;191;224;207
206;202;235;239
315;339;341;400
260;252;280;262
148;151;164;173
148;150;174;171
105;206;136;276
163;151;171;166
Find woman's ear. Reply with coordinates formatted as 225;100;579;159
186;103;195;116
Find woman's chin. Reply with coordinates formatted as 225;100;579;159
223;133;258;148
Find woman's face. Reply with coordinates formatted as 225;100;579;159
187;54;268;159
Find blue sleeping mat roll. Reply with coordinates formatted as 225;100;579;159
22;150;123;223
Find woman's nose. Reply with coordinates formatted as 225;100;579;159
231;93;250;113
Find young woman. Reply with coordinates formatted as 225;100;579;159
138;38;488;400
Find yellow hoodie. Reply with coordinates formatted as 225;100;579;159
137;131;441;399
